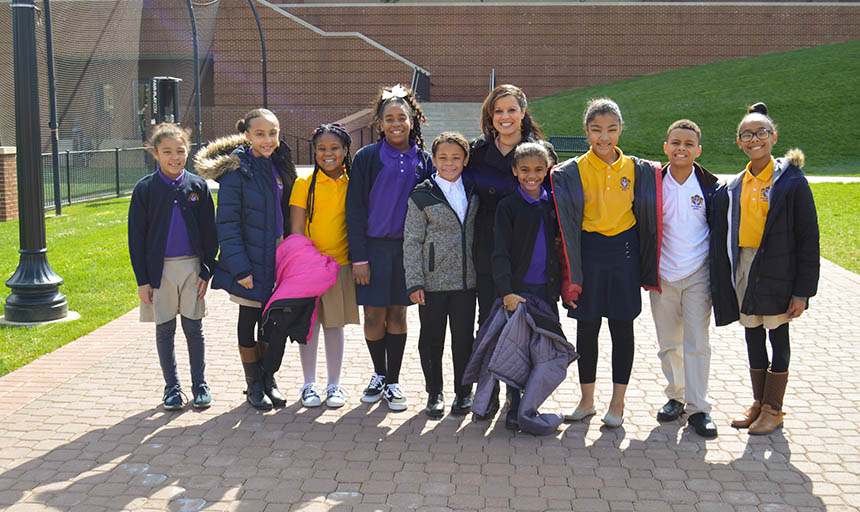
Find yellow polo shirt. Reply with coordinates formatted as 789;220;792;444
739;158;774;248
289;167;350;264
577;147;636;236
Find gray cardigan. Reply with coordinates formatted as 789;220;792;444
403;176;479;294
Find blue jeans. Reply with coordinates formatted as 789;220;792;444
156;316;206;392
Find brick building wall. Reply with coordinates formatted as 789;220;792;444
0;147;18;222
285;3;860;102
206;3;417;143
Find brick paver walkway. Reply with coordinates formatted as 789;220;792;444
1;258;858;511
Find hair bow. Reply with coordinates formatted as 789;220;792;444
381;84;409;101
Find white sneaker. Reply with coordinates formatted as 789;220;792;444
300;383;322;407
383;383;408;411
325;384;347;408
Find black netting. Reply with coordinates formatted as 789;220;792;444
2;0;221;207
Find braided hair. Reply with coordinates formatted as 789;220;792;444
306;123;352;237
371;84;427;151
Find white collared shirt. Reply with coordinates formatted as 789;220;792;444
660;167;709;282
435;174;468;224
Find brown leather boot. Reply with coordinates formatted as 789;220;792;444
749;370;787;435
731;368;766;428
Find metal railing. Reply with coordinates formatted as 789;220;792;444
38;127;378;208
40;146;157;208
411;67;431;102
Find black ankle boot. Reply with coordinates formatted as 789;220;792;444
242;361;273;410
262;369;287;407
505;391;521;431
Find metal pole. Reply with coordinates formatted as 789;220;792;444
247;0;268;108
115;148;120;197
185;0;202;150
5;0;67;322
43;0;61;216
65;150;70;204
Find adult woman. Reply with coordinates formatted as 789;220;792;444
462;84;543;428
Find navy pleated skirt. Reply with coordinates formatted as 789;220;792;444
567;226;641;322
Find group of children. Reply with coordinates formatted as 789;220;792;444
129;83;819;439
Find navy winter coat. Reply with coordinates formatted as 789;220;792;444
195;134;296;304
709;152;819;325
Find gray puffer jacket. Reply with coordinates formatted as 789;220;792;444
463;295;579;436
403;176;479;294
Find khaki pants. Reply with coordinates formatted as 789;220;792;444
649;262;712;414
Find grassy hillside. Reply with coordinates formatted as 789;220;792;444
531;40;860;175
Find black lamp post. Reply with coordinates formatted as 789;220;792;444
4;0;67;322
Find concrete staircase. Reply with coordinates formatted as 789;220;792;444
419;102;484;145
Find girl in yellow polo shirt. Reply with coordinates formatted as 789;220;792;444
711;103;819;435
289;123;360;409
553;98;662;428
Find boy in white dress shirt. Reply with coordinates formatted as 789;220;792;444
650;120;720;438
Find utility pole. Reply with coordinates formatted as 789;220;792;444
4;0;67;323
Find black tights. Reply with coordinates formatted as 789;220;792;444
745;323;790;373
576;319;634;385
238;305;263;348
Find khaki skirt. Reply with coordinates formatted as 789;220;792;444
735;247;791;329
140;256;207;324
319;264;360;328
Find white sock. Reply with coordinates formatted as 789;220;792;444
299;321;321;385
323;326;345;386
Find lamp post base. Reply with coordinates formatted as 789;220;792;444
4;249;67;323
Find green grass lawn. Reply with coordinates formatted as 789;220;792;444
531;40;860;175
0;184;856;377
0;197;138;376
811;183;860;274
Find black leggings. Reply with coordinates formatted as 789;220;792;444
238;305;263;348
576;319;634;385
745;323;790;373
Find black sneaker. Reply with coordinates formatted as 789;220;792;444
657;399;685;422
688;412;718;438
361;373;386;403
383;383;408;412
425;392;444;419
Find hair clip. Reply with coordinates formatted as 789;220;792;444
381;84;409;101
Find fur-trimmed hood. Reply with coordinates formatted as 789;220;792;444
194;134;296;182
194;134;247;181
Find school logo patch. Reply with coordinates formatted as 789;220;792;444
690;194;704;210
276;176;283;188
760;186;771;203
187;192;199;202
620;176;631;191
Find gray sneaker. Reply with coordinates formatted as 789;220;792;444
361;373;386;403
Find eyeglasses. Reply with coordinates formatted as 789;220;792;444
738;128;773;142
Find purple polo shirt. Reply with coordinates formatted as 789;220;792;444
159;168;195;258
520;185;548;285
271;161;284;238
366;139;420;239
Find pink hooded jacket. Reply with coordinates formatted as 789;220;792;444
264;234;340;340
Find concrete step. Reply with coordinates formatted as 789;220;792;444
420;102;484;144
